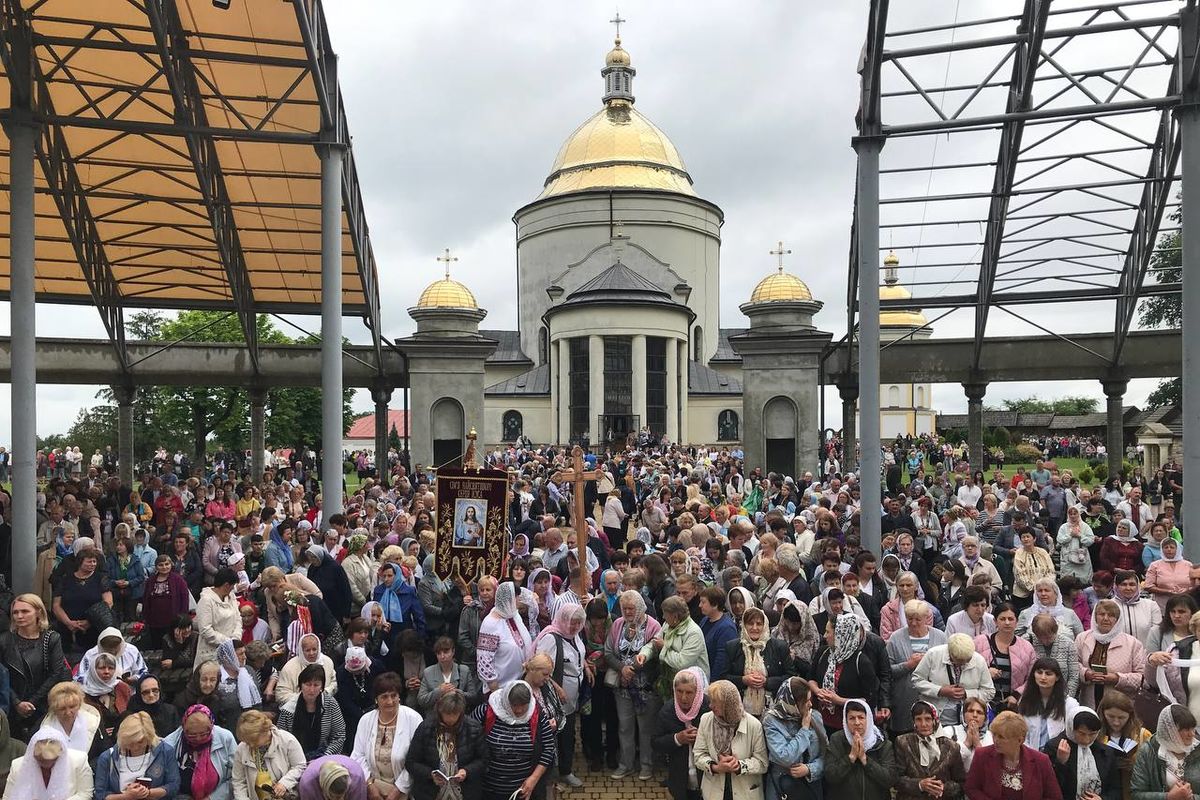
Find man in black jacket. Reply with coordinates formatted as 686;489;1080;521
881;496;916;536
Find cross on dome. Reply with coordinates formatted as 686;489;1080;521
436;247;459;279
770;240;792;271
610;11;626;41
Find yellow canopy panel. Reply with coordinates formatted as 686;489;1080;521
0;0;379;317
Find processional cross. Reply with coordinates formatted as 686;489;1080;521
551;445;604;597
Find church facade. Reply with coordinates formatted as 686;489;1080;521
405;34;934;473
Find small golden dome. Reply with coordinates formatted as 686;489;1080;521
883;250;900;267
606;38;631;67
416;277;477;309
749;271;813;303
879;282;928;327
539;104;695;199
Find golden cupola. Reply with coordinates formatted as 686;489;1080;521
748;241;815;303
879;250;928;328
415;248;478;309
538;34;696;200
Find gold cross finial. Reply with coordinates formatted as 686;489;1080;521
436;247;458;279
610;10;626;41
770;240;792;271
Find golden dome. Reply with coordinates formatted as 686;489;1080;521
883;250;900;267
750;270;813;303
606;38;631;66
415;277;477;309
879;282;928;327
539;103;695;199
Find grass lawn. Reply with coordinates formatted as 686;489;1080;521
903;457;1096;486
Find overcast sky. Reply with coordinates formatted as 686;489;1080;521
0;0;1179;444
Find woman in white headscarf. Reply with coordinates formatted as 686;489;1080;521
276;632;336;705
1130;704;1200;798
468;680;556;800
894;700;966;800
1074;598;1146;708
2;726;92;800
1017;578;1084;639
823;698;895;800
476;581;532;693
1042;706;1115;800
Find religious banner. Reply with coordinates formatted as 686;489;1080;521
433;466;509;583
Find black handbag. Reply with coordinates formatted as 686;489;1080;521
1131;680;1170;728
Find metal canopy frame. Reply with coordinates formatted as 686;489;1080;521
847;0;1194;374
0;0;383;373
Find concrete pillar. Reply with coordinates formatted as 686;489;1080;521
854;134;884;556
113;384;136;488
1179;3;1200;539
549;336;560;444
249;386;266;481
588;335;604;446
371;383;393;486
964;382;988;472
319;140;346;527
839;380;859;474
665;337;679;444
678;339;689;444
557;338;570;445
631;334;647;431
7;110;36;594
1102;377;1128;482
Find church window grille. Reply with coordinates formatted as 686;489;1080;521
718;409;739;441
646;337;667;438
569;338;590;441
502;410;523;442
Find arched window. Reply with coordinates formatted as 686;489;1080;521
431;397;465;467
693;325;704;363
763;396;797;477
502;410;524;442
717;409;739;441
916;386;926;408
887;385;901;407
538;327;549;365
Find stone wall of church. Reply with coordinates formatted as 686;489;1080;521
514;190;722;365
483;396;553;447
687;395;743;447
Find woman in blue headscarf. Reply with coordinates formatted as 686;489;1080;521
371;562;426;636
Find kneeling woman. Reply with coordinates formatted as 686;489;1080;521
1043;707;1116;800
964;711;1061;800
469;680;556;800
94;712;180;800
824;699;894;800
894;701;966;800
276;664;347;760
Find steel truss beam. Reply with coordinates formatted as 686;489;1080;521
0;0;128;370
1113;64;1183;364
143;0;259;372
973;0;1051;371
292;0;383;374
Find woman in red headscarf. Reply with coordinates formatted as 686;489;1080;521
239;599;270;644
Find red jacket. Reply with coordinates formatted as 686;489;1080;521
965;744;1062;800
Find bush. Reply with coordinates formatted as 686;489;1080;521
1093;462;1109;482
1014;443;1042;462
1078;467;1094;486
1121;460;1136;481
993;427;1012;447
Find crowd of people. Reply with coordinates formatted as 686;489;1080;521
0;433;1191;800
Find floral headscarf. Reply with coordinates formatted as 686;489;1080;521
821;614;865;695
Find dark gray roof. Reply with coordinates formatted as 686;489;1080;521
480;329;531;364
712;328;747;362
689;360;742;395
485;363;550;396
572;262;668;297
935;408;1168;431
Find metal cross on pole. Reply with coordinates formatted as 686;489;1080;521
436;247;458;279
551;445;603;597
770;240;791;270
610;11;626;40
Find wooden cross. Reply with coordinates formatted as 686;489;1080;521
551;445;604;597
436;247;458;279
610;11;626;40
770;240;791;270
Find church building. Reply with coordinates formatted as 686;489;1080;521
404;32;934;472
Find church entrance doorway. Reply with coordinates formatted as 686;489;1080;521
599;413;640;449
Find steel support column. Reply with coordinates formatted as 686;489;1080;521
589;335;605;447
113;384;136;488
249;386;266;481
371;383;393;487
854;135;884;555
1181;4;1200;543
7;110;36;593
964;382;988;472
839;380;859;474
320;141;346;528
1102;377;1128;481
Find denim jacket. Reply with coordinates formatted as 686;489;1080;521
93;739;180;800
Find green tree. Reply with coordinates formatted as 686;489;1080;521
388;423;402;453
1051;396;1099;415
1139;205;1182;407
1002;398;1054;414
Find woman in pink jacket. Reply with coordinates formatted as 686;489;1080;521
1074;598;1147;708
1144;537;1193;612
974;602;1035;710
